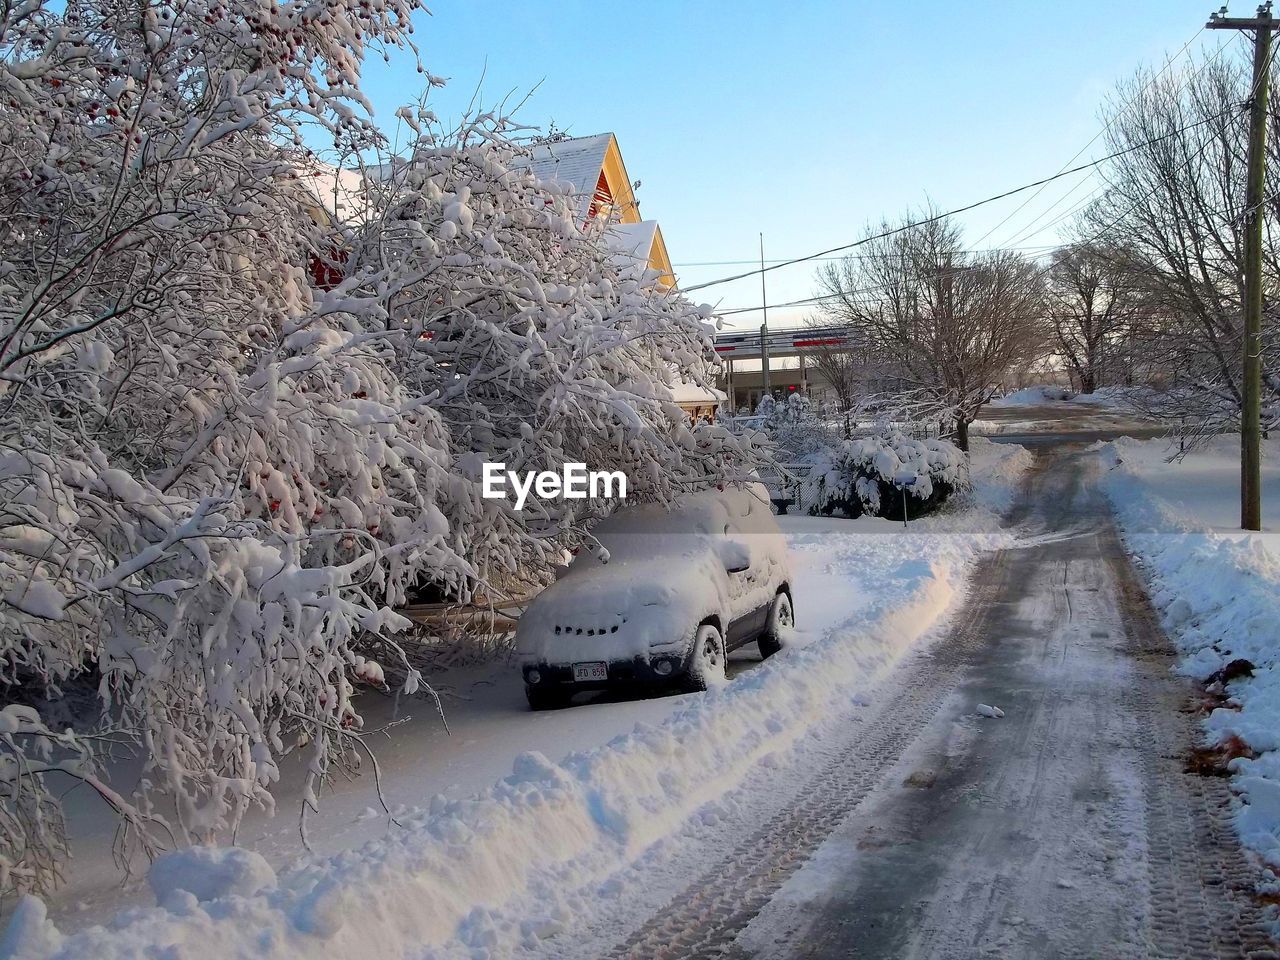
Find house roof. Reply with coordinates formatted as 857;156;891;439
605;220;659;260
668;381;726;405
522;134;616;209
297;158;372;225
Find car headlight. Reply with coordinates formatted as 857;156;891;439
653;659;673;676
526;669;542;685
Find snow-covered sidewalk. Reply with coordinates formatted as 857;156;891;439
4;442;1030;960
1096;435;1280;883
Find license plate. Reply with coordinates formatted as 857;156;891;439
573;661;608;682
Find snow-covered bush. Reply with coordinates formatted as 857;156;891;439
0;0;760;896
803;432;968;520
752;393;837;461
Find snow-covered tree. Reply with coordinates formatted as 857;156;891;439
752;391;833;460
340;117;759;601
0;0;760;896
0;0;471;894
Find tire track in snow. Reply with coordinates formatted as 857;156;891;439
609;445;1278;960
603;549;1011;960
1107;532;1279;959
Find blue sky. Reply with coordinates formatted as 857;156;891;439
358;0;1236;330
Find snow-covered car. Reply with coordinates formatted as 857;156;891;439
516;483;795;709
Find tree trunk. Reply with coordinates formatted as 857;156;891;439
954;415;970;452
1080;370;1096;394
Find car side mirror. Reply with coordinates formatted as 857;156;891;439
720;539;751;575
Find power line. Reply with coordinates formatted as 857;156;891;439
671;244;1058;269
988;30;1238;250
711;34;1266;329
714;184;1257;323
714;291;859;317
682;108;1237;296
969;25;1213;252
1001;172;1103;249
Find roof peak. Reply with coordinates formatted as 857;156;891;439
531;131;613;145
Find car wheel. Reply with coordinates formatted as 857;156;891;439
757;590;795;659
682;623;727;692
526;684;571;711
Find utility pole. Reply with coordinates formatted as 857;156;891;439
1209;2;1278;531
760;233;771;397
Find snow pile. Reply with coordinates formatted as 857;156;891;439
148;847;277;908
964;438;1034;517
802;431;968;519
1097;437;1280;872
4;477;1026;959
1069;386;1143;408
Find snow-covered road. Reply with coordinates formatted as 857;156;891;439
736;443;1276;959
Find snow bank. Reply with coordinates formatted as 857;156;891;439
964;438;1033;516
6;447;1029;960
1068;386;1146;408
3;558;973;960
147;847;277;908
1097;437;1280;873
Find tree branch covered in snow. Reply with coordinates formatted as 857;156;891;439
0;0;761;895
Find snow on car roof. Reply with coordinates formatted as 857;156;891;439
592;484;771;543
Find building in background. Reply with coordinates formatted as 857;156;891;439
523;133;675;289
713;325;853;411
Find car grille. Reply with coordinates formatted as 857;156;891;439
553;618;625;638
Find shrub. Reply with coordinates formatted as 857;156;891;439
803;432;968;520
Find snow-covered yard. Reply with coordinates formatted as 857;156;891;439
1096;435;1280;883
5;442;1030;959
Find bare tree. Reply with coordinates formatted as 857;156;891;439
799;317;866;435
815;212;1047;450
1045;242;1137;394
1080;52;1280;433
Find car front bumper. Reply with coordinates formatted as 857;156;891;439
522;652;691;691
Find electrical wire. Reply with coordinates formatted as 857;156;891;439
670;244;1058;269
989;30;1238;250
682;108;1238;296
711;33;1271;327
968;26;1213;252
